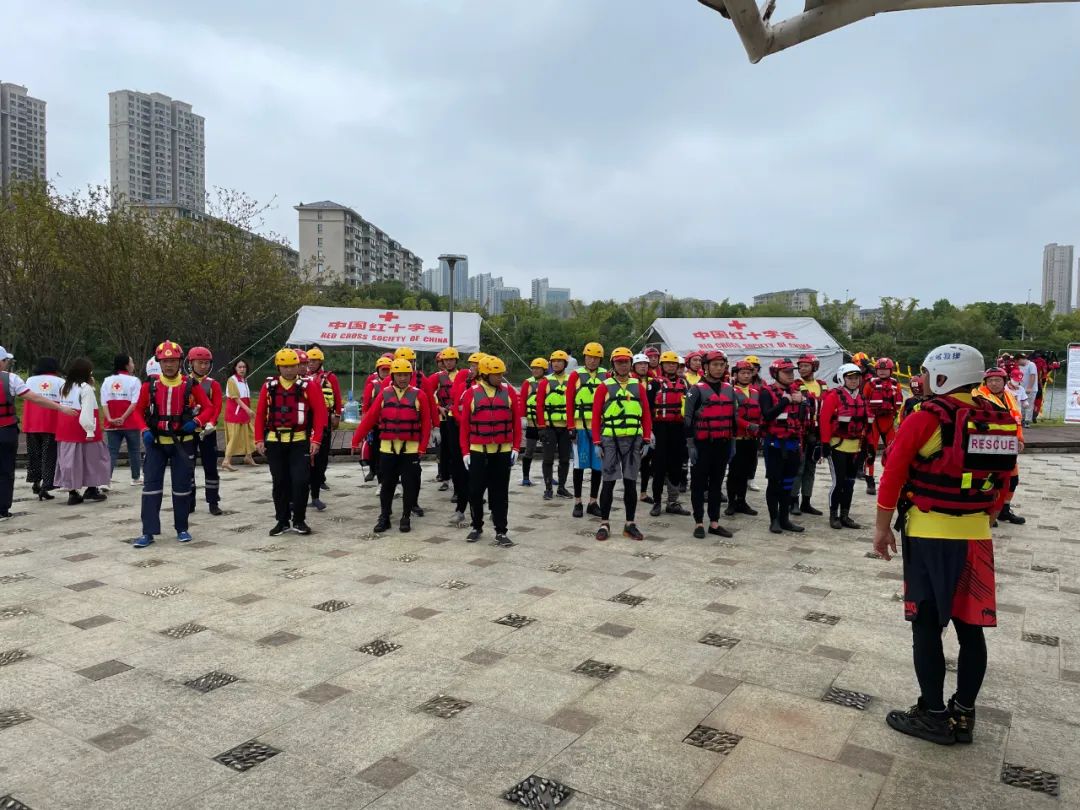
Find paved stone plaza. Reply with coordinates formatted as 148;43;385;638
1;453;1078;809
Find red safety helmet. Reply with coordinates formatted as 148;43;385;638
685;351;702;364
644;347;660;357
909;376;924;393
187;346;212;362
983;367;1007;380
733;360;754;372
1010;368;1024;382
876;357;895;372
797;353;819;372
702;350;728;365
295;350;309;364
155;340;183;360
769;358;795;380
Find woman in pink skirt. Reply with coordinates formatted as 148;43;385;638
55;358;111;505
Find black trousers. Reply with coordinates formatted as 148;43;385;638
379;451;420;519
691;438;730;523
310;425;332;499
469;451;512;534
652;421;685;502
541;426;571;488
25;432;57;490
792;432;818;503
600;479;637;522
911;598;987;711
442;419;469;513
572;468;601;500
0;425;17;514
639;450;652;495
265;440;310;524
826;449;859;515
763;438;801;520
726;438;758;506
187;430;220;509
438;421;451;480
368;428;382;480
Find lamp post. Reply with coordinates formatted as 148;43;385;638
438;254;467;349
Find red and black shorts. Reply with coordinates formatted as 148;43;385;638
901;534;996;628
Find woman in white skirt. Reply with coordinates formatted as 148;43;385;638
55;358;111;505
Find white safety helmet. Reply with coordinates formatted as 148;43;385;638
632;353;650;365
921;343;984;395
836;363;863;384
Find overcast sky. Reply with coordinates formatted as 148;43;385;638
5;0;1080;307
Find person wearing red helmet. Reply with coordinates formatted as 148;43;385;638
863;357;904;495
975;368;1026;526
132;340;216;548
725;359;761;517
684;352;704;386
644;346;661;379
185;346;224;517
295;349;310;379
900;375;928;423
759;358;808;534
646;350;692;518
684;351;737;539
790;353;828;517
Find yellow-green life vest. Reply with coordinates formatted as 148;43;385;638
543;373;569;425
600;377;643;437
574;366;608;425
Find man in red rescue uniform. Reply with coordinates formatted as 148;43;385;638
790;353;827;517
254;348;328;537
725;360;761;517
863;357;903;495
186;346;224;517
459;355;521;547
360;355;394;482
647;350;692;518
423;347;463;494
874;344;1016;747
352;358;431;533
304;346;342;511
132;341;215;548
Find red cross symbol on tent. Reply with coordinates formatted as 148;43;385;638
378;311;400;323
728;319;748;330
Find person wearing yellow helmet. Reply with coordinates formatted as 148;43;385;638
423;346;463;490
789;353;828;519
303;345;342;511
361;354;395;482
565;342;607;518
458;355;520;547
351;358;432;534
251;347;329;538
646;349;692;519
535;350;574;499
589;346;651;542
519;357;549;486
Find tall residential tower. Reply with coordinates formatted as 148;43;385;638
0;83;46;190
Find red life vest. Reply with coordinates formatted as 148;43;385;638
905;396;1019;516
796;378;828;426
733;384;761;439
652;375;687;423
765;384;804;440
831;387;868;440
313;371;336;410
54;384;103;443
0;372;16;428
435;370;457;410
380;387;422;442
264;378;309;433
144;377;196;437
693;381;737;441
867;377;900;416
469;384;515;445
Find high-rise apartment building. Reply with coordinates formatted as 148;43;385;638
752;288;817;311
469;273;502;310
109;90;205;211
295;200;422;289
0;83;46;190
530;277;549;308
545;287;571;315
491;286;520;315
1040;243;1073;316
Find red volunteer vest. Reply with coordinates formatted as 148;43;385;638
380;387;422;442
693;381;736;441
652;376;687;423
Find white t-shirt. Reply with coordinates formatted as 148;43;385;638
1020;362;1038;394
59;382;100;437
3;371;29;396
1008;382;1028;403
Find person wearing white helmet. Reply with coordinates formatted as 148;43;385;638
819;363;867;530
874;344;1018;747
631;353;654;504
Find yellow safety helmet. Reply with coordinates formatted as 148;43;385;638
305;347;325;362
155;340;183;360
274;348;300;367
468;352;484;364
550;350;570;362
530;357;548;370
660;350;680;364
744;354;761;367
479;356;507;375
610;346;634;362
394;347;416;361
375;356;392;369
389;358;413;374
442;347;460;360
583;342;604;359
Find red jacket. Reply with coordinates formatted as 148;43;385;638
189;375;223;425
253;377;328;443
311;370;343;416
590;377;653;445
136;376;215;432
351;385;431;453
449;368;480;421
459;382;523;454
362;371;389;413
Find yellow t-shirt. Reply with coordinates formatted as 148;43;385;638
265;378;308;442
380;386;420;455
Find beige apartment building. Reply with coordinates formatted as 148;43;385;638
0;82;46;190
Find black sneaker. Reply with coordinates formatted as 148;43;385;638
693;526;706;539
948;698;976;744
649;503;662;517
801;501;823;516
466;529;483;542
320;482;330;491
866;477;877;495
1001;507;1026;525
311;498;326;512
556;487;573;499
209;504;224;516
495;534;515;548
840;516;860;529
736;503;758;516
269;521;290;536
708;524;733;538
586;502;602;517
790;500;802;516
666;502;691;516
724;505;736;517
572;503;584;518
595;524;610;542
293;521;312;535
364;470;377;482
640;494;654;505
830;515;843;529
439;482;450;491
886;701;955;746
623;523;644;541
67;491;84;505
373;516;391;533
543;489;553;501
84;487;107;502
399;517;411;533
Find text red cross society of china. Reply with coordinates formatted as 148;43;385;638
728;319;748;330
378;311;400;323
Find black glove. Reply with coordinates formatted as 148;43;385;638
820;443;832;459
687;440;698;466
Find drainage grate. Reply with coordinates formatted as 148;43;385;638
313;600;352;613
608;592;646;607
573;659;621;680
251;544;287;553
1001;764;1060;797
793;563;821;574
683;725;742;754
805;611;841;625
547;563;572;574
698;633;740;649
142;586;184;598
822;686;872;710
0;709;32;730
438;580;470;590
417;694;472;719
281;568;313;579
131;559;166;568
160;623;207;640
0;548;31;557
214;740;281;772
230;525;257;534
0;796;32;809
357;639;402;657
0;574;32;585
633;550;662;560
1030;565;1059;573
494;613;536;629
1021;632;1059;647
706;577;738;589
185;671;240;693
0;650;31;668
0;606;30;620
394;553;420;563
502;776;574;809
